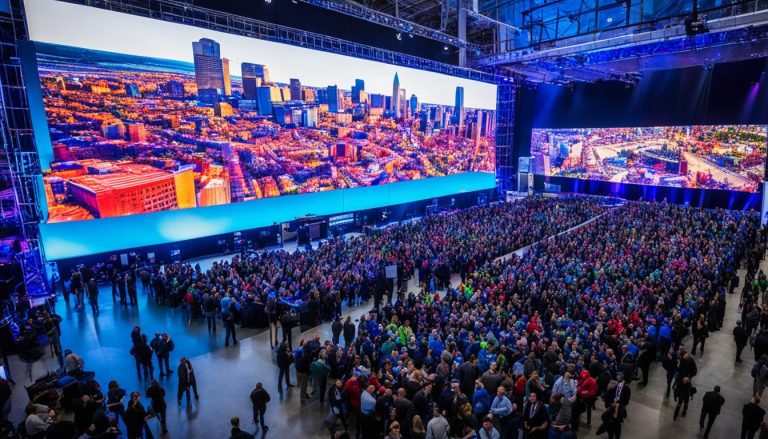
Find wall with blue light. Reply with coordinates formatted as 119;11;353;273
535;175;762;210
39;172;495;260
516;58;768;209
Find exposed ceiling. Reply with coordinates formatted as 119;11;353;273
342;0;768;84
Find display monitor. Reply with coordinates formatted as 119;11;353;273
530;125;767;192
25;0;497;224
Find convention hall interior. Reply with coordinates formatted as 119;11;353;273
0;0;767;438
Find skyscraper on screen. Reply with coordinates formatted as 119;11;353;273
454;86;465;129
290;79;302;101
192;38;230;98
392;73;401;117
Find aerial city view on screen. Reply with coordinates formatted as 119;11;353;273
530;125;767;192
36;39;495;222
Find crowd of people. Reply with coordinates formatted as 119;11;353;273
13;324;201;439
64;197;608;344
29;195;768;439
262;201;764;439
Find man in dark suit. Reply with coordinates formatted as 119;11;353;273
735;320;749;363
393;388;415;439
605;373;631;419
458;354;480;401
177;357;199;405
742;395;765;439
522;391;548;439
700;385;725;439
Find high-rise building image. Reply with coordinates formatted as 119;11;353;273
392;72;401;117
241;63;270;84
290;79;302;101
241;62;264;99
221;58;232;96
454;86;465;129
328;85;340;113
255;87;273;116
410;94;418;117
192;38;229;98
352;79;365;103
399;88;407;118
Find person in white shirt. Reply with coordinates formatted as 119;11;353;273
24;403;53;436
425;407;450;439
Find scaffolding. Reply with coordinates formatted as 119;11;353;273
0;0;49;304
494;82;515;192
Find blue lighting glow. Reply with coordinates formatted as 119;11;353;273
39;172;495;260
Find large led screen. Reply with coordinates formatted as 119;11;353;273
531;125;767;192
26;0;497;223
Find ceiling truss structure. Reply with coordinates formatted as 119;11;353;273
338;0;768;84
481;6;768;83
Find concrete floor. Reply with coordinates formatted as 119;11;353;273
4;251;761;439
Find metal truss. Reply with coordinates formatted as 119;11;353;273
296;0;483;52
58;0;499;83
479;4;768;83
0;1;49;302
494;82;515;192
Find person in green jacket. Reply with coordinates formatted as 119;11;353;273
310;350;331;405
397;320;414;346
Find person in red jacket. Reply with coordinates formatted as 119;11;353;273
514;374;528;403
574;369;598;430
344;375;364;439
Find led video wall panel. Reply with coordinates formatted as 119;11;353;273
25;0;497;225
531;125;767;192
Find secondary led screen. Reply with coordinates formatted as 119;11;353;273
531;125;767;192
26;0;497;223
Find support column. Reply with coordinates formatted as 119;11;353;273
458;5;467;67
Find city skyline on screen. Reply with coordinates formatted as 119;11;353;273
36;39;496;223
531;125;767;192
24;0;497;110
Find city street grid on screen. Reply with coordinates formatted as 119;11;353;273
530;125;767;192
29;3;496;224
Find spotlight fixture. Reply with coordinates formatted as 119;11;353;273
396;32;402;41
444;46;449;51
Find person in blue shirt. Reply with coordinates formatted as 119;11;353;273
428;332;446;359
488;386;515;439
473;381;491;418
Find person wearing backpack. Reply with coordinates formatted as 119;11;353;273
249;382;271;434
